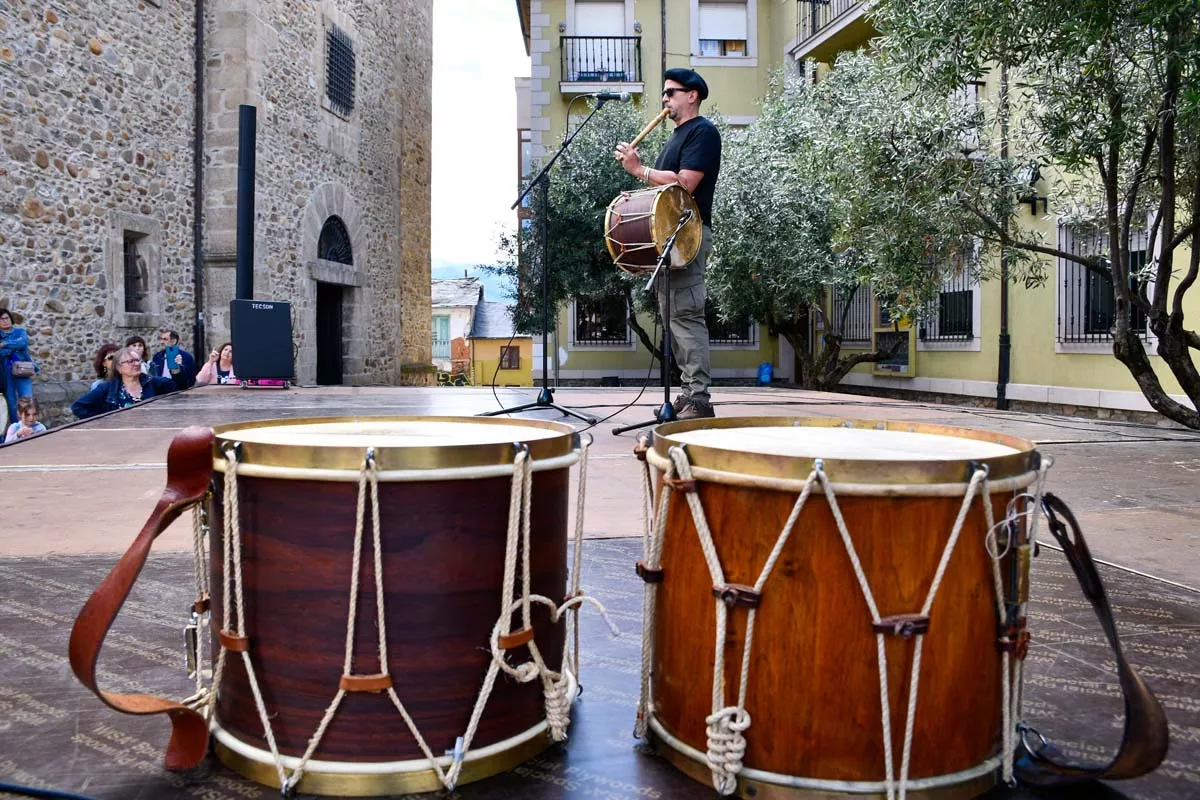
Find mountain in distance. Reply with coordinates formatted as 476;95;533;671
431;262;515;303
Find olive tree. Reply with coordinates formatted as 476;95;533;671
708;57;1024;389
487;100;670;357
875;0;1200;428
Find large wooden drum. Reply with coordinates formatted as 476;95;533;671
206;417;580;795
604;183;702;274
639;417;1044;799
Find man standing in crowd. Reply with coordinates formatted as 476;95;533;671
150;329;197;390
613;67;722;420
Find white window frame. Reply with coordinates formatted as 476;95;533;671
691;0;758;68
566;0;635;35
917;278;982;352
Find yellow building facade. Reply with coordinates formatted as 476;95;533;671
519;1;1197;417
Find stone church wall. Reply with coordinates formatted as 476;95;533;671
0;0;431;388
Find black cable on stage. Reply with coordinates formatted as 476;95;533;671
0;781;98;800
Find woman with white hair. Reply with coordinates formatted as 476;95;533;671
71;345;178;419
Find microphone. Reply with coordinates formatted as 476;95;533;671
590;91;631;102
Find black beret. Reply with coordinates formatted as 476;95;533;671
663;68;708;101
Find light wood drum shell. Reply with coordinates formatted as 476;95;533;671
644;417;1042;800
206;416;579;795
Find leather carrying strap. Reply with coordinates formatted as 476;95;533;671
1015;492;1170;785
68;426;215;770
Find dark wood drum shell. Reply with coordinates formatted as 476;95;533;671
646;418;1037;791
207;440;569;763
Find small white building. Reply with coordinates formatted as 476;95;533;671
431;277;483;372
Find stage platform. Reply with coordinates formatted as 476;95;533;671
0;385;1197;800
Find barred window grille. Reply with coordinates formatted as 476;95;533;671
573;294;631;346
326;25;356;117
1057;226;1149;343
829;284;872;344
318;216;353;264
706;308;757;345
919;266;976;342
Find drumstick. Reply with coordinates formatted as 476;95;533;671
627;108;670;150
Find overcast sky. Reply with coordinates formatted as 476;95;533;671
431;0;531;273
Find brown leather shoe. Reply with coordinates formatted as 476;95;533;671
675;398;715;420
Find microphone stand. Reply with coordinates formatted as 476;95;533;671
479;100;616;424
611;209;693;435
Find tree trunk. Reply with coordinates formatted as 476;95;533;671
1112;327;1200;429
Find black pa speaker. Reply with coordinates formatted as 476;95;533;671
230;299;294;381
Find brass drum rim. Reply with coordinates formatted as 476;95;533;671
651;416;1037;485
651;184;701;266
211;415;579;474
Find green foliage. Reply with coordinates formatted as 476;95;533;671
874;0;1200;427
485;100;670;338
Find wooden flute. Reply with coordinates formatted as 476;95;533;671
627;107;670;149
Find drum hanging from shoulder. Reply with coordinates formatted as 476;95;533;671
206;416;582;795
604;183;702;274
634;417;1048;799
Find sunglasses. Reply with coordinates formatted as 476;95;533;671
662;87;692;98
104;354;115;362
119;359;142;366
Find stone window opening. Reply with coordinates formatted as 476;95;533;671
108;212;161;328
325;24;356;118
123;231;151;314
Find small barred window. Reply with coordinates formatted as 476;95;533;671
318;216;353;265
326;25;356;117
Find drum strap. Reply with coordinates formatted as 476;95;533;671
68;426;215;770
1014;493;1169;785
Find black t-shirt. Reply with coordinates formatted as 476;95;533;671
654;115;721;227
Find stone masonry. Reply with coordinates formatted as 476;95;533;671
0;0;432;391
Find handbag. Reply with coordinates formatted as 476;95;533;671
10;360;35;378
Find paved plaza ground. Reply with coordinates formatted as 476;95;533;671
0;385;1196;799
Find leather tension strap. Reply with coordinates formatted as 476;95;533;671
1014;492;1170;785
68;426;216;770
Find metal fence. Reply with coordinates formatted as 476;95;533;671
573;295;632;346
706;308;757;345
561;36;642;84
796;0;862;45
1057;226;1149;343
829;284;872;343
919;268;975;342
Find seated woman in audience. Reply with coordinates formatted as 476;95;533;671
91;343;121;389
124;335;151;374
195;342;240;385
71;345;178;419
4;397;47;443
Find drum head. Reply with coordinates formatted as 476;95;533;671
212;416;578;473
652;416;1037;484
650;184;701;266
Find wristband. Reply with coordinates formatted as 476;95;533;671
643;166;651;182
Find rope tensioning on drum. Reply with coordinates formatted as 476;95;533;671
202;437;614;795
206;444;292;789
984;455;1053;787
662;445;821;795
644;444;1008;800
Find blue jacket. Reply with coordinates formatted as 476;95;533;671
0;326;35;370
149;347;197;389
71;374;178;419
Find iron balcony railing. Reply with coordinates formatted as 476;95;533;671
561;36;642;85
797;0;863;46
